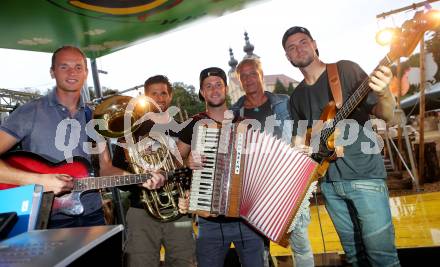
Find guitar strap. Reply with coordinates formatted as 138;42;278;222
326;63;343;109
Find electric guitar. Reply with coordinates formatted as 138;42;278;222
0;151;191;216
307;9;440;178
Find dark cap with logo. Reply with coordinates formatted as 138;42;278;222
281;26;319;56
199;67;227;101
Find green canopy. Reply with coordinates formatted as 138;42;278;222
1;0;262;58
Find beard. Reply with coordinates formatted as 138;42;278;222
290;57;313;68
207;98;226;108
290;53;315;68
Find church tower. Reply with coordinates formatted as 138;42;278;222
227;48;243;103
227;31;298;104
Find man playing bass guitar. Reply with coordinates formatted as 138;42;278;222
282;27;400;266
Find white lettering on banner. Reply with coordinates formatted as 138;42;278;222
51;94;389;164
55;118;80;162
362;119;385;154
239;119;261;155
309;120;327;153
83;118;106;155
335;119;359;147
263;114;279;137
293;120;309;146
281;119;294;143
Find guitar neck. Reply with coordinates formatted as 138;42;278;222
322;56;393;138
73;173;152;191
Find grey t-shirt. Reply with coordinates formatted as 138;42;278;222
0;89;102;220
289;60;386;181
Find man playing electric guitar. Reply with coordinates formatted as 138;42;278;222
0;46;165;229
282;27;400;266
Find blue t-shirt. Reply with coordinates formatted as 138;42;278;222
0;88;102;220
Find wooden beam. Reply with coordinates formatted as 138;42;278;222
376;0;439;19
419;35;426;184
397;59;403;171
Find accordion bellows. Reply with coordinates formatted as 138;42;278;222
189;121;318;245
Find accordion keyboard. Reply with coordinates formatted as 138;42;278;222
187;122;319;244
189;126;220;212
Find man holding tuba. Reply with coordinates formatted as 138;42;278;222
112;75;196;267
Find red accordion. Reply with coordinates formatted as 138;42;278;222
188;120;318;245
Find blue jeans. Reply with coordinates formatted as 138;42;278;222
320;179;400;267
289;205;314;267
196;218;265;267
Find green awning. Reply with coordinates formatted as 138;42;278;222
1;0;262;58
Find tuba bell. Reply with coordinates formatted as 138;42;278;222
93;95;147;138
93;95;189;222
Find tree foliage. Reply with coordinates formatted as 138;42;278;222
272;78;295;96
272;79;288;94
171;82;205;120
287;82;295;95
22;87;41;95
88;87;119;99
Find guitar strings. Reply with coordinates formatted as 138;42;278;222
320;57;392;143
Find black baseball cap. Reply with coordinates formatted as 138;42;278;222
199;67;227;101
282;26;319;56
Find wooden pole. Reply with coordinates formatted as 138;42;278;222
396;59;403;171
419;34;426;184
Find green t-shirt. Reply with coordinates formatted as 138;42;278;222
289;60;386;181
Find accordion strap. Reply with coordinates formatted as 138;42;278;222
326;63;343;109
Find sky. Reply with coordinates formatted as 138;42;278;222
1;0;440;95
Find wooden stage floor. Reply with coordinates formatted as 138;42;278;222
270;191;440;256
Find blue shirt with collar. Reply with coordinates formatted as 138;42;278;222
0;88;102;220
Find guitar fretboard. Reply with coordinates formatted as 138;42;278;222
321;56;393;141
73;173;152;191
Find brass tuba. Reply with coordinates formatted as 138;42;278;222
93;95;189;222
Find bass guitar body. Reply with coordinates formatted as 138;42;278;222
306;101;339;179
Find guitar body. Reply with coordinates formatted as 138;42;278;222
0;151;94;216
0;151;190;216
306;101;339;179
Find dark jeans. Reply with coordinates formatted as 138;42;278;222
48;208;105;229
196;218;265;267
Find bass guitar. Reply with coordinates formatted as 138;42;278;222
307;10;440;178
0;151;190;216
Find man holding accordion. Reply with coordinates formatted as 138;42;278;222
177;67;266;267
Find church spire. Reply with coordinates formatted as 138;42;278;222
228;48;238;71
243;31;258;59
